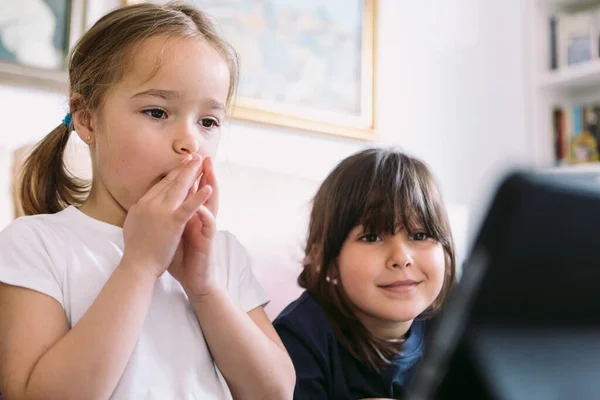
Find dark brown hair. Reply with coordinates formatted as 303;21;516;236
19;1;239;215
299;147;456;372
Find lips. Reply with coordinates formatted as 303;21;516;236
378;280;421;293
380;279;419;287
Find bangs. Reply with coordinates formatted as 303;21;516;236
345;153;445;240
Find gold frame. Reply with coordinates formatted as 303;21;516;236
125;0;377;140
0;0;87;92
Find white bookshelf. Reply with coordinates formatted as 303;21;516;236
528;0;600;172
539;59;600;90
538;0;600;8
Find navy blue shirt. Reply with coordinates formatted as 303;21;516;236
273;291;431;400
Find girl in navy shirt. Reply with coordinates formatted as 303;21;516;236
274;148;457;399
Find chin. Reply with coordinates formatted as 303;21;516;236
376;304;428;323
385;312;421;324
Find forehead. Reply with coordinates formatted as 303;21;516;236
118;35;231;101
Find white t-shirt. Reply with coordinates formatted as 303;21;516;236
0;206;269;399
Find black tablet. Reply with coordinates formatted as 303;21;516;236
406;170;600;400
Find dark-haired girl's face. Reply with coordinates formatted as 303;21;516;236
336;224;445;338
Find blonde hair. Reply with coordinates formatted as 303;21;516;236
19;1;239;216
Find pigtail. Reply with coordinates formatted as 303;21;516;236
19;122;88;215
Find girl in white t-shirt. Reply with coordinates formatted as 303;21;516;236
0;2;295;399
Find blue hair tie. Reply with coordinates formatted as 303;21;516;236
62;113;72;127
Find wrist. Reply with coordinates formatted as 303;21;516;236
185;282;224;305
118;255;163;281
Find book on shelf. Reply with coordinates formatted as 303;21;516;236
553;103;600;165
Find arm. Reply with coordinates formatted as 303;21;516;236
0;263;157;400
189;287;295;400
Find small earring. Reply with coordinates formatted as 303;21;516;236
326;276;338;285
86;136;92;142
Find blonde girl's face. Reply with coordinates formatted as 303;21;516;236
336;224;446;336
87;35;231;213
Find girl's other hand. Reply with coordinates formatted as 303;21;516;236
169;157;219;300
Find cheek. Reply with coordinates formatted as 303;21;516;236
423;245;447;292
96;134;140;175
97;120;159;171
94;125;161;197
338;250;378;298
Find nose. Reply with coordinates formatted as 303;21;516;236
173;124;200;155
387;237;414;269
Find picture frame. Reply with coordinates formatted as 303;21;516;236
125;0;377;140
0;0;87;91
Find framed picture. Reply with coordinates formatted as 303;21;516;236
125;0;377;140
0;0;87;90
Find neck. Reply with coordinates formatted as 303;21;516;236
354;309;413;340
79;178;127;227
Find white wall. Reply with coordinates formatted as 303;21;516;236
0;0;532;265
374;0;532;232
219;0;533;227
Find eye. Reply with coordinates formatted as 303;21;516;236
411;232;431;241
360;233;381;243
200;118;220;129
143;108;167;119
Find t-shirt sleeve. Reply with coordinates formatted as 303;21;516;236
0;218;64;307
218;231;269;313
274;322;329;399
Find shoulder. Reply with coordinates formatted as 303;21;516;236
212;230;255;269
210;231;248;278
0;207;94;265
0;213;74;307
0;213;63;250
211;231;269;310
0;208;88;258
274;293;340;397
213;230;245;255
211;230;252;277
273;291;335;348
0;207;82;243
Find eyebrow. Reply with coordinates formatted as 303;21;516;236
131;89;226;111
206;98;226;111
132;89;180;100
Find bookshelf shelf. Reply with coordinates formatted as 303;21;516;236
537;0;600;10
548;162;600;173
528;0;600;169
539;60;600;91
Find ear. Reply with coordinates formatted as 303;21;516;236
327;263;340;281
70;93;96;146
322;256;340;285
306;245;325;275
